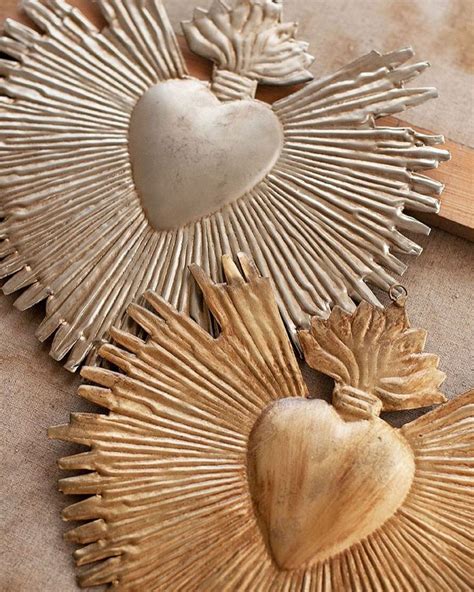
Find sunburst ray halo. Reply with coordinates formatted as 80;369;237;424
0;0;450;371
50;254;473;590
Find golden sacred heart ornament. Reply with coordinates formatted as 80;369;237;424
248;397;415;569
51;256;472;590
0;0;449;371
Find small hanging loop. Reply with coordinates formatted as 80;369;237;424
389;284;408;304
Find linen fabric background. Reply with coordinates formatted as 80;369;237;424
1;0;473;590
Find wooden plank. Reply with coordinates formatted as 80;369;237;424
1;0;472;240
379;118;474;242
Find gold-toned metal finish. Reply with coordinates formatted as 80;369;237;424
299;297;446;412
50;255;472;590
0;0;450;372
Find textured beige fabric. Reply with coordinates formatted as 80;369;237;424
1;1;473;591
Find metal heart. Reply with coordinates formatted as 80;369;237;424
129;79;283;231
248;398;415;569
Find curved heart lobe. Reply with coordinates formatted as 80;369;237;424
248;399;415;569
129;79;283;231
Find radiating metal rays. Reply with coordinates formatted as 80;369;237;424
50;257;473;590
0;1;448;374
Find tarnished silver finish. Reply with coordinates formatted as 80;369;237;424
182;0;314;87
129;79;284;230
0;0;449;371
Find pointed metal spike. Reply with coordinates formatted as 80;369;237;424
64;520;107;545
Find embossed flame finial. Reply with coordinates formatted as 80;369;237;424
299;300;447;417
182;0;315;90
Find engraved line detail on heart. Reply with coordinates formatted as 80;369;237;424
0;0;450;371
49;254;473;590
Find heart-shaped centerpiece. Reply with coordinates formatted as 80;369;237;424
248;398;415;569
128;79;283;231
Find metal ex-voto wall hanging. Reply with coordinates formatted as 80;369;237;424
0;0;450;371
50;255;473;590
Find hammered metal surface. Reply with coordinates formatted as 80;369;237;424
0;0;449;371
